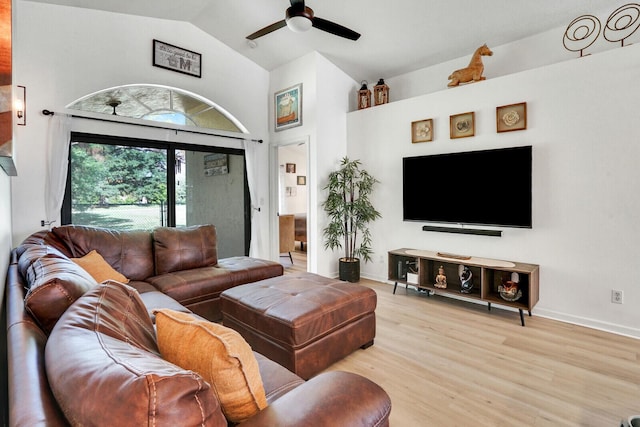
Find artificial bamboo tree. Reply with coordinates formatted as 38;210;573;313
322;157;381;282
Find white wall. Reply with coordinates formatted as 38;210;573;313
269;52;356;277
348;44;640;338
387;4;637;102
11;2;271;257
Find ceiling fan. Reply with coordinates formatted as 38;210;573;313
246;0;360;41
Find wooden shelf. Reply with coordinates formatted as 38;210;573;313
388;248;539;326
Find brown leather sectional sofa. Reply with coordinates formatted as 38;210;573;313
5;224;391;426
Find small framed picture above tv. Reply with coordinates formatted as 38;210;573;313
450;111;475;139
411;118;433;143
497;102;527;133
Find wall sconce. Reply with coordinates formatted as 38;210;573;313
15;85;25;126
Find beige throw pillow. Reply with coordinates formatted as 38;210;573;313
72;250;129;284
154;309;267;423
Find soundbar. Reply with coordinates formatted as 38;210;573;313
421;225;502;237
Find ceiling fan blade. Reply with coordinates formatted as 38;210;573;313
312;17;360;40
246;20;287;40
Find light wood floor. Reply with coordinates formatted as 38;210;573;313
281;248;640;426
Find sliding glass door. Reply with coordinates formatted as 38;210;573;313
63;133;249;257
179;149;247;257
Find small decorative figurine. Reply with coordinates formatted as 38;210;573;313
447;44;493;87
434;265;447;289
459;265;473;293
498;272;522;301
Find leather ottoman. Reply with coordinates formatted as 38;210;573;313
220;272;376;380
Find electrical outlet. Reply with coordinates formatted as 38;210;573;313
611;290;623;304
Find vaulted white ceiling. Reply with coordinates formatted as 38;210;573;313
28;0;617;81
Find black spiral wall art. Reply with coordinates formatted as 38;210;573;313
604;3;640;46
563;3;640;57
563;15;601;56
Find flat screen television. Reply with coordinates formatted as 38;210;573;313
403;145;532;228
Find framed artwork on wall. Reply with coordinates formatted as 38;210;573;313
297;175;306;185
411;118;433;143
152;39;201;78
497;102;527;132
286;163;296;173
450;111;475;139
275;83;303;131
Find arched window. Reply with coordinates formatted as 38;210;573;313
62;85;252;256
66;84;246;133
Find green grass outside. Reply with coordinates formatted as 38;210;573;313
72;204;187;231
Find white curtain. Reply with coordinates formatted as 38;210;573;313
45;114;72;228
243;139;261;257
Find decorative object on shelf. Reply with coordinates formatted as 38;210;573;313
458;265;473;293
297;175;306;185
498;272;522;302
437;252;471;260
322;157;381;282
373;79;389;105
625;414;640;427
275;83;303;131
152;39;202;78
357;81;371;110
563;15;601;57
406;262;419;285
447;44;493;88
603;4;640;47
286;163;296;173
434;265;447;289
411;118;433;143
496;102;527;133
450;111;475;139
563;4;640;56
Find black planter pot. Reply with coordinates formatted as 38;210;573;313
339;257;360;282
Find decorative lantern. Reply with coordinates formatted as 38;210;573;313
357;81;371;110
373;78;389;105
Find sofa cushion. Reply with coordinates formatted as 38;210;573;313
153;225;218;275
51;225;154;280
19;244;98;334
45;281;226;427
154;309;267;423
71;249;130;284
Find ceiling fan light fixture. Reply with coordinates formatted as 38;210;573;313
286;15;312;32
247;2;358;41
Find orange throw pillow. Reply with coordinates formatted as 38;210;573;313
71;250;129;284
154;309;267;423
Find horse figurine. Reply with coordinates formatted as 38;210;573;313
447;44;493;87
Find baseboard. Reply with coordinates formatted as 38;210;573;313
533;308;640;340
368;278;640;340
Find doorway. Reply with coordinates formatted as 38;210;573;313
274;138;309;272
